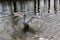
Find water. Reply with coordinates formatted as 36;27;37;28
0;1;60;40
0;1;40;40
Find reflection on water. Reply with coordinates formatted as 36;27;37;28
0;0;59;40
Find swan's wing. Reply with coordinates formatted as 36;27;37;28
27;15;40;23
27;17;35;23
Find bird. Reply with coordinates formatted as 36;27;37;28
22;14;29;33
22;13;40;33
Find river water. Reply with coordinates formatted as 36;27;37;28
0;1;40;40
0;1;60;40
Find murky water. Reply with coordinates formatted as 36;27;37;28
0;0;60;40
0;1;40;40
